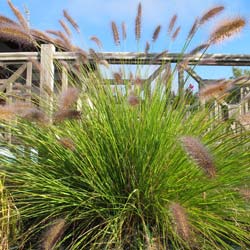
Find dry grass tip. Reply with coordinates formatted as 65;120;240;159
58;87;80;111
135;2;142;41
181;136;216;178
209;17;245;44
199;80;232;101
170;202;191;241
200;6;225;25
41;218;66;250
63;9;80;33
111;21;120;45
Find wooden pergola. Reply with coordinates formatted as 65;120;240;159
0;44;249;115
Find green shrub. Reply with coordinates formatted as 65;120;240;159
0;2;250;250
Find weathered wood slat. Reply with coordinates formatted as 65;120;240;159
1;50;250;66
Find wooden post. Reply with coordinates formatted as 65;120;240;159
26;62;32;103
40;44;55;114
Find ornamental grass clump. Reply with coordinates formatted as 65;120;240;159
0;2;250;250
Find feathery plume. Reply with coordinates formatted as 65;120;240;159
113;71;123;84
54;110;81;123
237;113;250;129
0;15;19;26
168;14;177;34
42;219;66;250
134;76;143;86
170;202;191;241
189;43;210;54
231;75;250;86
58;87;79;110
181;136;216;178
122;22;127;40
171;26;181;41
31;29;53;43
200;6;225;25
113;72;123;84
239;188;250;201
63;9;80;33
152;25;161;42
128;92;140;106
209;17;246;44
199;80;232;101
74;47;88;64
0;25;32;45
46;30;61;37
0;105;15;121
58;137;75;151
188;18;199;39
90;36;103;49
59;19;71;37
89;48;100;61
135;2;142;41
7;0;29;31
145;41;150;54
48;30;72;50
21;108;48;124
111;21;120;45
42;84;53;97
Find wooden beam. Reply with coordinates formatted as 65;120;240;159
185;67;204;87
1;50;250;66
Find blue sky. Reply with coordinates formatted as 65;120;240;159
1;0;250;87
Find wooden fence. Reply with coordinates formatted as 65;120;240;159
0;44;249;117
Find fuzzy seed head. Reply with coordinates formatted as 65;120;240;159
0;25;32;45
0;15;19;26
170;202;191;241
152;25;161;42
199;80;232;101
7;0;29;31
21;108;48;124
42;219;66;250
122;22;127;40
113;72;123;84
190;43;210;54
171;26;181;41
135;2;142;41
200;6;225;25
111;21;120;45
239;188;250;201
53;110;81;123
209;17;245;44
59;19;71;37
168;14;177;34
188;18;199;39
90;36;103;49
128;92;140;106
58;137;75;151
237;113;250;130
58;87;80;110
63;9;80;33
181;136;216;178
